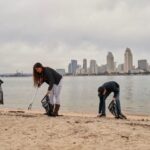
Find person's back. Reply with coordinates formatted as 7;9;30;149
99;81;120;98
102;81;119;90
43;67;62;87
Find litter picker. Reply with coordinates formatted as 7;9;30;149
28;87;38;110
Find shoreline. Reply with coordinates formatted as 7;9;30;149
0;108;150;119
1;73;150;78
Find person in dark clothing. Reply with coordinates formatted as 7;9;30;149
33;62;63;116
0;79;4;104
98;81;126;119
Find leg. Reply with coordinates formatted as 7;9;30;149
48;87;54;105
115;93;127;119
98;96;102;114
101;98;106;115
53;79;62;116
46;88;54;116
115;93;121;115
55;79;62;105
98;96;104;114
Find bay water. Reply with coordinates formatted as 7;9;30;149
0;76;150;115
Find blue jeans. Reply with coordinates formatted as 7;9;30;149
115;93;122;115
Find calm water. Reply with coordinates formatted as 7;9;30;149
0;76;150;115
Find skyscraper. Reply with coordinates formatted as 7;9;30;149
138;59;148;71
72;60;78;75
97;65;107;74
124;48;133;73
83;59;87;74
90;60;97;74
117;64;124;73
107;52;115;73
68;60;78;75
68;63;72;74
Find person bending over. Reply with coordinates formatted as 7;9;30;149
33;62;63;116
98;81;126;119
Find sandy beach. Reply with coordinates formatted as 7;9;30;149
0;109;150;150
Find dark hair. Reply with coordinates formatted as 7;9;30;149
98;87;105;96
33;62;44;87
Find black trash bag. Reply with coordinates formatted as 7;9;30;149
108;100;127;119
108;100;118;117
41;95;50;114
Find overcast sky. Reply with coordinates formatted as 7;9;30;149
0;0;150;73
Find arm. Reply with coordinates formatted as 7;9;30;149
98;95;104;114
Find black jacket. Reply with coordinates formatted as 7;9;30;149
42;67;62;91
98;81;120;99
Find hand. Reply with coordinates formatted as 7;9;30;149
103;89;106;95
112;97;116;101
38;83;41;87
46;90;51;96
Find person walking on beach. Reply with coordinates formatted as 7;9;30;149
98;81;126;119
33;62;63;116
0;79;4;104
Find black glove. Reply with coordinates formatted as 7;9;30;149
108;100;127;119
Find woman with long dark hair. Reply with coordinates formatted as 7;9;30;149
33;62;63;116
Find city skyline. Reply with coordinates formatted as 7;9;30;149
67;48;150;75
0;1;150;73
1;47;150;74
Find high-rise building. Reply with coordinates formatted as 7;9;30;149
117;64;124;73
138;59;148;71
148;65;150;72
83;59;87;74
90;60;97;74
124;48;133;73
72;60;78;75
76;65;85;75
97;65;107;74
68;60;78;75
107;52;115;73
68;63;72;74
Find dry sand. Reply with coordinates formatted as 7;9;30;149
0;109;150;150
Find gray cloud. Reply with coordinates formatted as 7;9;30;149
0;0;150;73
